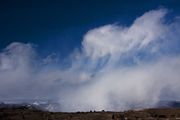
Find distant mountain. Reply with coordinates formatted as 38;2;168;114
0;101;61;112
156;101;180;108
0;100;180;112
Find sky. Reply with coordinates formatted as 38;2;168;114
0;0;180;112
0;0;180;57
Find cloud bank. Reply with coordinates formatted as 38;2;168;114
0;8;180;111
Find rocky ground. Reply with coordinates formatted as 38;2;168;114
1;106;180;120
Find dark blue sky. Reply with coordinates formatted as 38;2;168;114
0;0;180;57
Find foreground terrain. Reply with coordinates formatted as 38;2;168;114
1;107;180;120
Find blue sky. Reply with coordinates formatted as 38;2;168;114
0;0;180;57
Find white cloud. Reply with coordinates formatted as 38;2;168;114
82;9;168;60
0;8;180;112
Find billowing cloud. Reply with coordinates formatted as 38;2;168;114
0;8;180;112
82;9;167;59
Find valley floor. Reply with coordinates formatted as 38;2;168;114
1;107;180;120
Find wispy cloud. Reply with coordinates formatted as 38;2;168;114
0;8;180;112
